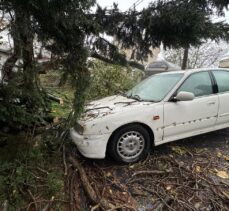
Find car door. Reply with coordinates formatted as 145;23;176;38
163;71;219;142
212;70;229;129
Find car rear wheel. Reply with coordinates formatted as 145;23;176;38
108;124;151;163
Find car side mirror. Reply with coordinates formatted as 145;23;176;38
173;91;195;102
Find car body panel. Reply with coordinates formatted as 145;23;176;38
70;68;229;159
70;128;111;158
83;98;164;141
162;95;219;144
216;93;229;127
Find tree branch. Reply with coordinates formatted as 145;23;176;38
69;156;116;210
90;52;145;71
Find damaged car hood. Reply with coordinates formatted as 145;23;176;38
81;95;154;121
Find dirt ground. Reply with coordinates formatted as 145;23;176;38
67;129;229;211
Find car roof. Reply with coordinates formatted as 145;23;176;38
157;68;229;76
185;68;229;76
185;67;229;72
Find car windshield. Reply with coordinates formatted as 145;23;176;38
126;73;183;102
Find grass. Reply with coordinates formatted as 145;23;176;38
0;131;65;210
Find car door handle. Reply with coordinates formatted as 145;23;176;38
207;102;216;105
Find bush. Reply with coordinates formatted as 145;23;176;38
0;72;50;129
87;61;142;100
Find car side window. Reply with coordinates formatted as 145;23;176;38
177;72;213;97
212;70;229;93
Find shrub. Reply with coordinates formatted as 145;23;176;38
87;61;142;100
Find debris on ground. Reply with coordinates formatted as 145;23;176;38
65;129;229;210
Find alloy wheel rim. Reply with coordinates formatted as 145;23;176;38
117;131;145;160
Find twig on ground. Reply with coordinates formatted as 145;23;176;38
36;166;49;175
107;204;137;211
90;204;100;211
131;170;168;178
69;156;116;210
41;196;55;211
63;145;68;176
27;189;38;211
141;187;175;211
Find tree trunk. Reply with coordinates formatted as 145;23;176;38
21;12;35;90
22;36;34;89
181;46;189;70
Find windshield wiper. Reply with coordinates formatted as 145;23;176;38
127;94;143;101
145;99;157;102
127;93;157;102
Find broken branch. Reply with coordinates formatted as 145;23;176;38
69;156;116;210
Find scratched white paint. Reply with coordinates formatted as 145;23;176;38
70;68;229;159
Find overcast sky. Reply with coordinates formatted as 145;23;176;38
97;0;229;23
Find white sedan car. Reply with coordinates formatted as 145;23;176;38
70;68;229;163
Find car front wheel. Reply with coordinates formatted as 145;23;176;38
108;124;151;163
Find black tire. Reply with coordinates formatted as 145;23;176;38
108;124;151;163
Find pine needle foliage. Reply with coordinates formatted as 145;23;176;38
0;0;228;127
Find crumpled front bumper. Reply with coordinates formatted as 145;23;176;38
70;128;111;159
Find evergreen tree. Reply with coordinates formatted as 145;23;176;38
0;0;228;126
